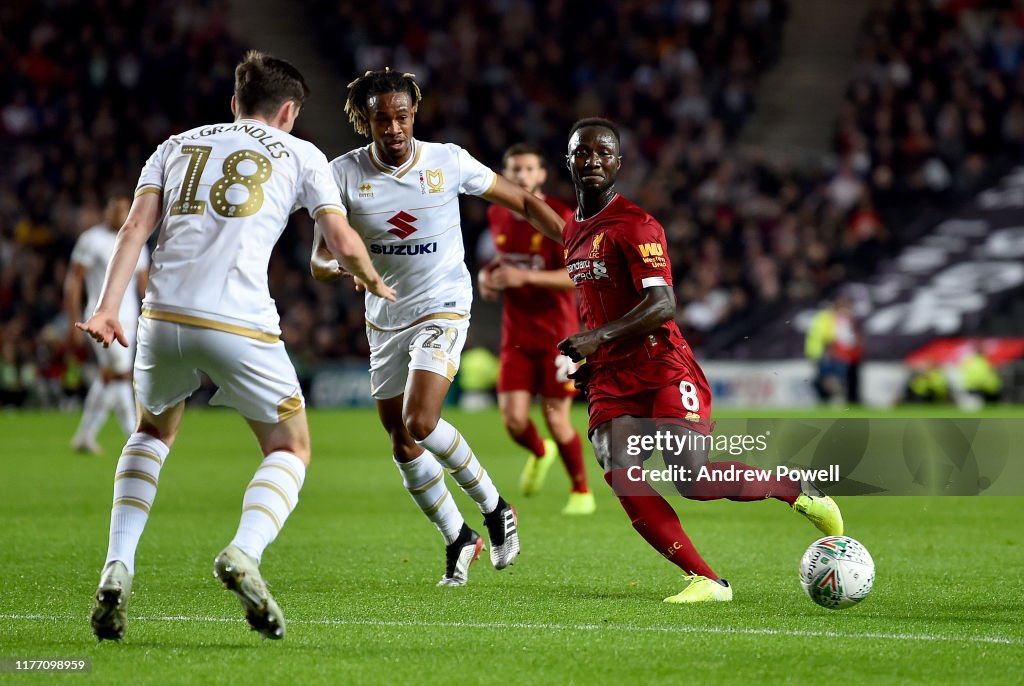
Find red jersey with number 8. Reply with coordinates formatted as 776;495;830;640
562;194;712;433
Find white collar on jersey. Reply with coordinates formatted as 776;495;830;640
369;138;422;178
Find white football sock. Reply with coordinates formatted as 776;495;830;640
105;433;170;575
395;452;464;544
418;419;500;514
229;451;306;563
74;378;108;444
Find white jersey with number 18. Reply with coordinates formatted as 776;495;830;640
135;118;344;338
330;139;497;331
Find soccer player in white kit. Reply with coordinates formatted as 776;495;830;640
77;51;394;641
65;195;149;454
311;70;565;586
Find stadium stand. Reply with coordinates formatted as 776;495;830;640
836;0;1024;229
3;0;1022;407
301;0;1024;360
735;0;1024;360
0;0;243;405
306;0;802;349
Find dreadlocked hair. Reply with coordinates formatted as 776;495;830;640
344;68;423;138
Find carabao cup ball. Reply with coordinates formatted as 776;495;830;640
799;536;875;609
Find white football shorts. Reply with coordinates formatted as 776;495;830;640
367;315;470;400
133;316;304;423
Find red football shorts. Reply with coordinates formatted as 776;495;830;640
497;345;577;399
586;354;713;435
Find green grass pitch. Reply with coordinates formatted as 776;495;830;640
1;406;1022;684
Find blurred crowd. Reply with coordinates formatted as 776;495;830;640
837;0;1024;209
3;0;1023;407
309;0;802;346
0;0;242;406
308;0;1024;351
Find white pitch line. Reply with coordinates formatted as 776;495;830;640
2;613;1021;646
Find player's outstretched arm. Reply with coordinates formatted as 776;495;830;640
76;192;161;348
557;285;675;362
312;214;396;301
489;263;574;291
483;176;565;244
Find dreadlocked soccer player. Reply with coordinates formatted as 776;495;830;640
311;69;565;586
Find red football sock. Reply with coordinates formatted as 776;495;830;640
557;433;589;493
510;421;546;457
604;470;718;579
683;461;799;504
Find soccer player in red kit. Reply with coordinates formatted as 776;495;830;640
479;144;594;515
557;119;844;603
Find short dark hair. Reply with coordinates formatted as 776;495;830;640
234;50;309;118
344;68;423;138
569;117;614;144
569;117;621;146
502;142;546;167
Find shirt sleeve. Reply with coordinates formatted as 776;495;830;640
613;215;673;291
135;140;170;197
456;145;498;197
298;149;347;220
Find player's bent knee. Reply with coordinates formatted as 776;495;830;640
248;413;311;464
502;411;530;436
543;414;575;443
403;411;439;441
660;426;710;474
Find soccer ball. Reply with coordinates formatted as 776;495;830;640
799;536;875;609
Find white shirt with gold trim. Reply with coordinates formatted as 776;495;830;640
135;119;344;339
70;224;150;324
330;139;497;331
